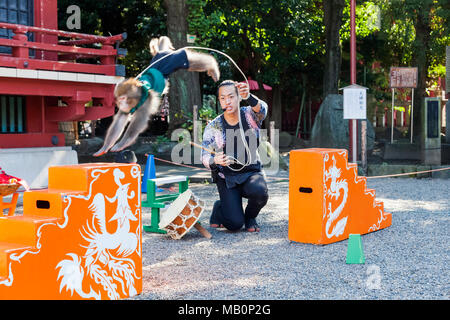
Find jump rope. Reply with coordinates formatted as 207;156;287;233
136;46;255;172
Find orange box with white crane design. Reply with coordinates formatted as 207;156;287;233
0;163;142;300
288;148;391;245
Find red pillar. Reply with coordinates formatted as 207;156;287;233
349;0;357;163
34;0;58;61
12;26;29;59
350;1;356;85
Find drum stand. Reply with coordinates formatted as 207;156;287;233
142;175;189;234
0;192;19;216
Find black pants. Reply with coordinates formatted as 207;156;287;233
213;172;269;231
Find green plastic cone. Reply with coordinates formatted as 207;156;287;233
346;234;365;264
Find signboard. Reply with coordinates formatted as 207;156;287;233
446;46;450;93
343;85;367;120
389;67;418;88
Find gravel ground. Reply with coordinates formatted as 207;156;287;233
134;177;450;300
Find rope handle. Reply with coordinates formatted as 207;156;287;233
150;154;450;180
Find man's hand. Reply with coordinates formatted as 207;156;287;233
235;82;250;100
214;151;232;166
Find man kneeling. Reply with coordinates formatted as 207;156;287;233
201;80;269;232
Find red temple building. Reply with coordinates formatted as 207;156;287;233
0;0;125;189
0;0;125;148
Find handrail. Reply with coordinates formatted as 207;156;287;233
0;22;126;76
0;38;117;57
0;22;126;45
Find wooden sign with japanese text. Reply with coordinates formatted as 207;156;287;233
343;85;368;120
390;67;418;88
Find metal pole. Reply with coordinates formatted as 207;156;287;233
353;120;357;163
361;120;367;174
410;88;414;143
308;98;312;138
391;88;395;144
192;104;200;165
295;89;306;138
349;0;357;163
270;121;275;146
193;104;199;144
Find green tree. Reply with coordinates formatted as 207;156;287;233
346;0;450;141
197;0;324;129
57;0;166;76
163;0;203;133
57;0;450;145
323;0;346;97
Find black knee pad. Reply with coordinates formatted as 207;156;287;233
224;221;244;231
223;216;245;231
251;190;269;206
257;193;269;206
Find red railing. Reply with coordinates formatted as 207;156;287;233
0;22;126;76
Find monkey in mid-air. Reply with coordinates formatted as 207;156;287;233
93;36;220;156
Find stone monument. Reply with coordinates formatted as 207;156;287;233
310;94;374;154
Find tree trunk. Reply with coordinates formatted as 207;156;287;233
163;0;202;133
323;0;346;98
411;11;432;145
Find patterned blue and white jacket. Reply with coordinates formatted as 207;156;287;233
201;98;268;177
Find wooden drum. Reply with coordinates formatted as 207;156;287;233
159;189;212;240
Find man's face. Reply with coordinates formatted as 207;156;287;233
218;85;239;115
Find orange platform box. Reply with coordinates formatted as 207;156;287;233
0;163;142;300
288;148;391;245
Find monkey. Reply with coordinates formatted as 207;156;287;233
93;36;220;157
